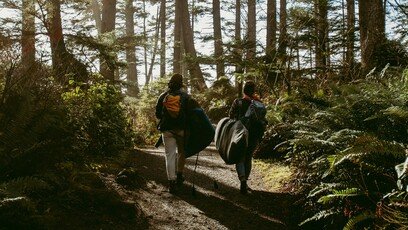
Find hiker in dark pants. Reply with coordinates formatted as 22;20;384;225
229;81;265;194
155;73;191;193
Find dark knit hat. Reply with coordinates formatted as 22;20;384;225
168;73;183;90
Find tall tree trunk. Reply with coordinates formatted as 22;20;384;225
266;0;277;61
191;0;195;31
179;0;207;91
278;0;287;65
235;0;243;97
22;0;35;65
48;0;67;75
100;0;117;81
125;0;139;96
345;0;355;80
160;0;166;78
143;0;149;85
173;0;182;74
278;0;290;92
147;7;160;81
246;0;256;61
358;0;386;75
315;0;329;77
90;0;102;33
213;0;224;79
47;0;87;82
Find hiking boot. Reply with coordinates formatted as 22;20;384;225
169;180;177;194
240;180;248;195
176;172;185;186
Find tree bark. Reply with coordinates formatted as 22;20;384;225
147;7;160;82
90;0;102;34
315;0;329;77
358;0;386;74
179;0;207;91
125;0;139;96
100;0;117;81
235;0;243;97
173;0;182;74
246;0;256;61
278;0;287;65
160;0;166;78
143;0;149;85
345;0;355;80
266;0;277;61
48;0;67;75
47;0;87;82
22;0;35;65
213;0;224;79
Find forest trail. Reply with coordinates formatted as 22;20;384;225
102;144;301;230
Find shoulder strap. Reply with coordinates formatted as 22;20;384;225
162;91;170;102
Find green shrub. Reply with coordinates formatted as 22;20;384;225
195;77;236;122
0;63;144;228
125;77;169;146
62;75;134;156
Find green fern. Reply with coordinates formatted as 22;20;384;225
328;136;406;170
1;177;52;197
318;188;361;204
309;183;342;198
381;206;408;229
381;191;408;229
299;208;340;226
327;129;362;145
343;210;376;230
328;151;366;168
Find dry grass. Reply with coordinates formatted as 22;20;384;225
253;159;294;192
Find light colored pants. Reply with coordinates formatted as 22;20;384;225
162;130;185;180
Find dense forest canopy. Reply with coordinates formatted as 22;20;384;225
0;0;407;229
1;0;407;87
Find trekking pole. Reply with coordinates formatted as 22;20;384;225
191;152;199;197
210;143;219;189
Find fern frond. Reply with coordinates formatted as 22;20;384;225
299;208;339;226
359;161;391;177
318;188;360;204
327;129;362;144
328;136;406;170
291;137;336;149
310;155;329;167
332;152;366;168
1;177;52;197
382;106;408;119
381;196;408;229
309;183;342;198
343;210;375;230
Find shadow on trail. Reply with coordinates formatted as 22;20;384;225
134;149;301;230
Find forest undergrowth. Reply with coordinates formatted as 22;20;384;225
253;68;408;229
124;66;408;229
0;63;147;229
1;59;407;229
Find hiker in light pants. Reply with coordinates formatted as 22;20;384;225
155;73;191;193
162;130;185;185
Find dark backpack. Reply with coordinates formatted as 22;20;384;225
240;99;267;134
160;91;187;130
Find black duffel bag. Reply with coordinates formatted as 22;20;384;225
215;117;248;164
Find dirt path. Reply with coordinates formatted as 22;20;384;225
102;145;301;230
